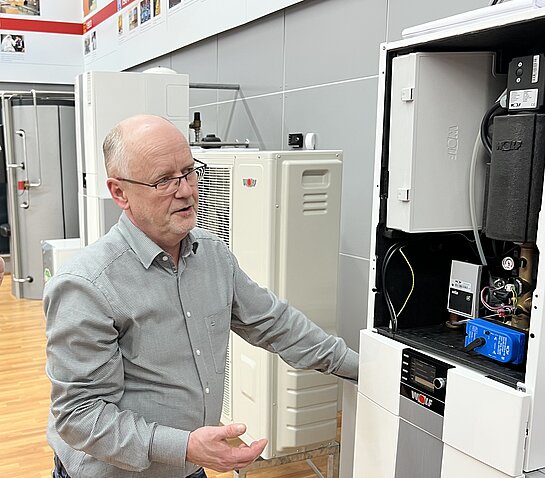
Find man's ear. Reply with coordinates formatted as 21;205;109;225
107;178;130;210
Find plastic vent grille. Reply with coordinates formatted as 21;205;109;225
197;165;232;248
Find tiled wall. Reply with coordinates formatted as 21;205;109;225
131;0;489;352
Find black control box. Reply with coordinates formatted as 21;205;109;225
507;54;545;112
288;133;304;148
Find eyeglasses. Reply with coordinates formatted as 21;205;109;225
117;158;207;196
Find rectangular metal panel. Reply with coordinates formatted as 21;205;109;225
443;367;530;476
359;330;405;414
217;12;284;100
284;0;385;89
441;444;524;478
282;79;378;259
395;418;443;478
337;254;369;353
353;392;399;477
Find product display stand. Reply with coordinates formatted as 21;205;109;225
233;441;340;478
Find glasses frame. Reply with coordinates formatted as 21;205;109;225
116;158;207;195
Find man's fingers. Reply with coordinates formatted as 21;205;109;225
232;439;268;468
220;422;247;439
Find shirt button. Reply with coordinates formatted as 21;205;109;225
205;388;210;394
196;349;201;356
186;311;191;318
162;256;168;261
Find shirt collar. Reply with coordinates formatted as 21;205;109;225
117;212;199;269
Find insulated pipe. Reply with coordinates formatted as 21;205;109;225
189;82;240;90
190;140;250;148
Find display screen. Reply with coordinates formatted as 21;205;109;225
410;357;436;392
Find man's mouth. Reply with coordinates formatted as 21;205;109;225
173;205;193;214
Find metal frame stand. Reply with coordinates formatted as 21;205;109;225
233;441;339;478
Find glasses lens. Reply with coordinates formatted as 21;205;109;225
156;177;180;196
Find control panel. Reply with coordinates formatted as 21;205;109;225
400;348;454;416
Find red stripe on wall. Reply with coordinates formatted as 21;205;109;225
0;17;83;35
83;1;117;33
0;0;123;36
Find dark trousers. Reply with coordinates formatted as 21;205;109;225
53;455;208;478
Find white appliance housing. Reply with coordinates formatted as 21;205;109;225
353;8;545;478
194;149;343;459
387;51;503;232
75;70;189;245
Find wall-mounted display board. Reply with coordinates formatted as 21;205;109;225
0;1;82;83
82;0;304;72
0;0;305;84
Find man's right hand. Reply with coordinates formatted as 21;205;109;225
186;423;267;472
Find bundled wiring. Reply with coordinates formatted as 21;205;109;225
480;285;516;317
480;101;504;155
396;247;415;317
381;242;415;333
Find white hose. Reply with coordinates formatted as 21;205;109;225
469;133;488;266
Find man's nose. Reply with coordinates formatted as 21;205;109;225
174;177;193;197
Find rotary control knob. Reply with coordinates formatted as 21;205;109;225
433;377;447;390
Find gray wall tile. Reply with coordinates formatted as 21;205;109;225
217;12;284;100
284;0;386;89
337;254;369;351
171;37;218;107
217;94;283;149
283;77;377;258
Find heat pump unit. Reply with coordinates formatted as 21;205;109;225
194;149;343;459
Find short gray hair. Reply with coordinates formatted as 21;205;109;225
103;124;129;178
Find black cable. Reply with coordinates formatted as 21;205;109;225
381;242;406;333
480;101;504;155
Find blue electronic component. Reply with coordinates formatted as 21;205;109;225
464;319;526;365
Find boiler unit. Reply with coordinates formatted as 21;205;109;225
353;7;545;478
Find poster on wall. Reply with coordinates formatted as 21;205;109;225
83;30;97;55
117;0;163;42
0;0;40;16
1;33;25;53
83;0;97;17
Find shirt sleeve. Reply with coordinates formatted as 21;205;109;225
44;273;189;472
228;252;359;381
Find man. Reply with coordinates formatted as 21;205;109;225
45;114;359;478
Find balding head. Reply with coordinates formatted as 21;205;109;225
103;115;189;178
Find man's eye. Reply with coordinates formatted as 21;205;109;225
156;178;171;186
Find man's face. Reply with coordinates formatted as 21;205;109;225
122;124;198;252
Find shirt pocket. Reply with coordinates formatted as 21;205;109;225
204;306;231;374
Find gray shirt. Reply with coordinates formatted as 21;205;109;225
45;213;358;478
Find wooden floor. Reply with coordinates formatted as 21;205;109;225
0;275;340;478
